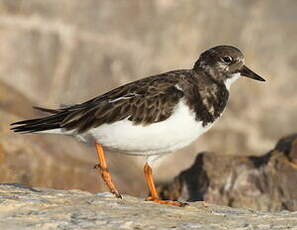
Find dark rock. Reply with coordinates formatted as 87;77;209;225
158;133;297;211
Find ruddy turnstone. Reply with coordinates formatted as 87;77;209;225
11;45;265;206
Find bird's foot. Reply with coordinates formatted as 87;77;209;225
93;164;122;199
111;189;123;199
145;196;188;207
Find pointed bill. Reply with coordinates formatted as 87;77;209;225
239;65;265;81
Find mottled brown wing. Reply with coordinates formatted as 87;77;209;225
60;74;184;133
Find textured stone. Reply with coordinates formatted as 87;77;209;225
0;0;297;190
0;184;297;230
159;134;297;211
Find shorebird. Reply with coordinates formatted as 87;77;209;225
11;45;265;206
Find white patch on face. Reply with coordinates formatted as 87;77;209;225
225;73;241;90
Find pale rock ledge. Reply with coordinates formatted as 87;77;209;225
0;184;297;230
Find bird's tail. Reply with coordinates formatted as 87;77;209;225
10;106;66;134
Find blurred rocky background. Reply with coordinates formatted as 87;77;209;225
159;133;297;211
0;0;296;206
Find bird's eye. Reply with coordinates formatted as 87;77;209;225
222;56;233;64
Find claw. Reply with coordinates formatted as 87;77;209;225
145;196;188;207
113;191;123;199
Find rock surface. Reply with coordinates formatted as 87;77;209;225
159;134;297;211
1;0;297;188
1;184;297;230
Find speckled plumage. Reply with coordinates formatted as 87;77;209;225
11;45;265;157
10;45;266;205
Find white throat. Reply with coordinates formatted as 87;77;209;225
225;73;241;90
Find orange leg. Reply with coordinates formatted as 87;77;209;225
144;162;187;207
95;143;122;198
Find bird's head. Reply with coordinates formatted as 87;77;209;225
194;45;265;89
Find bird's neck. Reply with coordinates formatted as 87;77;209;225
194;64;225;86
183;74;229;127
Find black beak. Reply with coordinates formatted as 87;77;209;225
239;65;265;82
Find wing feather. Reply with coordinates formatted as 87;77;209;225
11;72;186;134
60;74;184;133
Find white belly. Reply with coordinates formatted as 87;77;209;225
85;100;213;156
